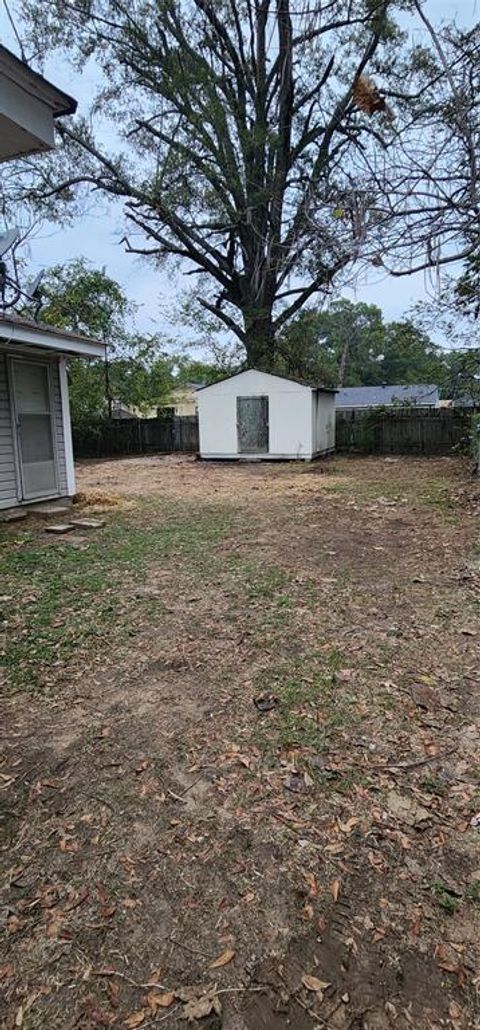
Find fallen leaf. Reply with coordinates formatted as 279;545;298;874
7;915;26;934
303;871;319;897
0;963;14;980
368;850;385;871
302;974;331;993
135;760;149;774
449;1001;463;1020
124;1010;145;1028
330;879;341;902
65;885;89;911
334;668;354;682
59;837;79;853
345;936;358;955
147;991;175;1012
100;904;116;919
107;981;120;1008
122;898;139;909
238;755;252;769
435;944;460;974
181;993;222;1020
337;817;359;834
409;683;437;710
209;947;235;969
15;1005;23;1027
325;842;344;855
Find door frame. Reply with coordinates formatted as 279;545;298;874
236;394;269;454
8;355;60;502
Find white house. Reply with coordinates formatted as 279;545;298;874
197;369;336;461
0;47;105;513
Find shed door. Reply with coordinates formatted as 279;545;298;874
11;359;58;500
237;395;269;454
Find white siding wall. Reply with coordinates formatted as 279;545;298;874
0;347;70;508
0;352;18;508
51;360;68;496
198;369;314;459
312;390;335;454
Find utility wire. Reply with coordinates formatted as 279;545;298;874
2;0;27;63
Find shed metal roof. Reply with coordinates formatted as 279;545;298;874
336;384;439;408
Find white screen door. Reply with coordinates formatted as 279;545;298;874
11;360;58;500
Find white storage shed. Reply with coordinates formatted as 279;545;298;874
197;369;336;461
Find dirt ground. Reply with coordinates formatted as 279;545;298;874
1;454;480;1030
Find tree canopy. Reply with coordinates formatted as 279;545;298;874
35;260;175;422
16;1;480;367
277;299;447;388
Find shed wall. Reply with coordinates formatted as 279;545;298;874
0;352;18;507
198;370;314;459
312;391;335;454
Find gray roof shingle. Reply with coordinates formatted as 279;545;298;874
336;384;439;408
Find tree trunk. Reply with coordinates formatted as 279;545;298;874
243;311;276;371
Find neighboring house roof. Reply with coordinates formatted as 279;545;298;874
0;312;105;359
196;368;337;392
336;384;439;408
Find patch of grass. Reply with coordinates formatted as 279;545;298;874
325;475;457;516
251;655;355;759
421;776;445;796
465;880;480;903
431;881;460;914
0;500;234;693
227;557;293;601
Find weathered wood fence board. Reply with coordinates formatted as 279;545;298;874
73;409;472;459
335;409;471;455
73;416;199;459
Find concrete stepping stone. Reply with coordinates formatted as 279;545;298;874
0;509;28;523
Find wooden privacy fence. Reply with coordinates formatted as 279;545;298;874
336;408;471;455
73;409;472;459
73;415;199;459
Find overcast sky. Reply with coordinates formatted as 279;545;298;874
1;0;478;348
